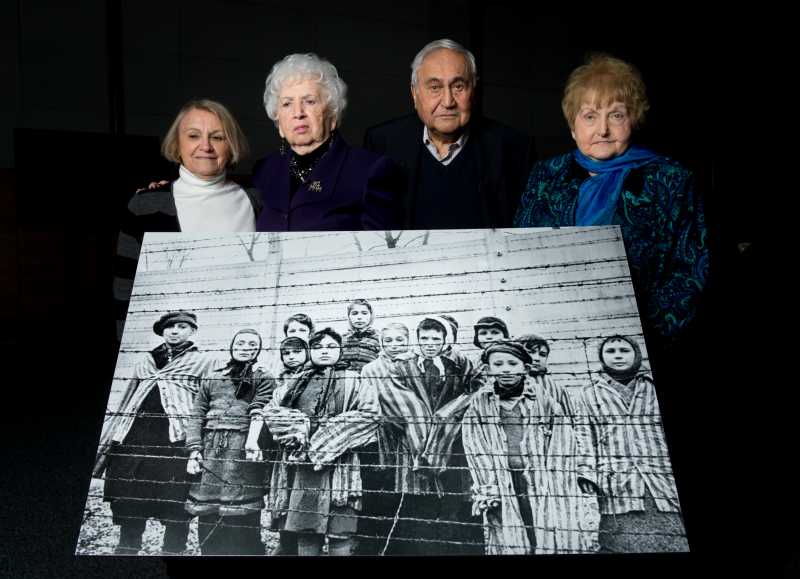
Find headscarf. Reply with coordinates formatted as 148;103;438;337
597;334;643;385
226;328;262;400
573;145;660;225
347;299;374;330
283;327;344;410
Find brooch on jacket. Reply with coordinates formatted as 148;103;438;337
308;181;322;192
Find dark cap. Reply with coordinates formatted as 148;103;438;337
153;311;198;336
481;340;532;365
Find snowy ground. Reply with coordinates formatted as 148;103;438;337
76;479;279;556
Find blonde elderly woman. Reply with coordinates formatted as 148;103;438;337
514;54;708;344
113;99;259;337
254;52;403;231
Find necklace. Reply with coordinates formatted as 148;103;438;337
287;136;333;184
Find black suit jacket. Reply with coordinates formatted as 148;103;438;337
363;114;534;229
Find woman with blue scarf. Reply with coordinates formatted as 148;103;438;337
514;54;708;343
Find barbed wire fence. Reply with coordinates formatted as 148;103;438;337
78;227;688;556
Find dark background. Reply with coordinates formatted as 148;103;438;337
0;1;782;577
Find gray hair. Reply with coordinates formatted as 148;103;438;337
263;53;348;126
410;39;478;87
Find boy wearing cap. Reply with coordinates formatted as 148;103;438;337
461;341;597;554
93;310;214;554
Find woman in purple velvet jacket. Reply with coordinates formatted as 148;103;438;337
255;53;404;232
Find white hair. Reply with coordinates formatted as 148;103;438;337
263;53;348;126
410;38;478;87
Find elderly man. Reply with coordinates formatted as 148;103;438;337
364;38;533;229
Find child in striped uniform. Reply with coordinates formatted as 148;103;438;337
575;335;689;553
257;335;312;555
262;328;379;556
340;299;381;372
462;341;597;554
93;311;214;554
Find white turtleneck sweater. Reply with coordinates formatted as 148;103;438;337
172;165;256;232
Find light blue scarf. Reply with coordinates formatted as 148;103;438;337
573;145;659;225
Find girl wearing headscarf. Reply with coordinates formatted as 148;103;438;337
574;335;689;552
184;329;276;555
461;341;598;554
259;335;310;555
340;299;381;372
262;328;379;556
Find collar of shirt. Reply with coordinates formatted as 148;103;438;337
417;354;446;377
422;125;469;166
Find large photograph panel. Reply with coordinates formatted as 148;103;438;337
78;227;688;556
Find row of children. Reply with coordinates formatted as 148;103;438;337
93;299;687;555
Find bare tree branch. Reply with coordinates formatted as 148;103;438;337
236;233;262;262
352;232;363;252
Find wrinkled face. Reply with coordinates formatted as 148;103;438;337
232;332;260;362
418;328;445;359
276;78;335;155
601;339;636;372
178;108;231;179
281;347;307;369
285;320;312;343
476;327;505;349
310;334;341;367
411;49;473;140
348;305;372;330
527;344;550;374
487;352;527;387
571;93;632;162
162;322;195;346
381;329;409;360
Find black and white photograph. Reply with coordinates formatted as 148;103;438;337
78;226;689;556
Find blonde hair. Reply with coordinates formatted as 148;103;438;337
161;99;249;166
561;53;649;131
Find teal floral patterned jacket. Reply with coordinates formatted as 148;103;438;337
514;152;708;340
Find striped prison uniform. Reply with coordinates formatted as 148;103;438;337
341;327;381;372
93;344;215;477
262;368;379;525
369;352;482;554
458;375;599;554
574;372;682;515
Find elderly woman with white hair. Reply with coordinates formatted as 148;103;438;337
255;53;403;231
